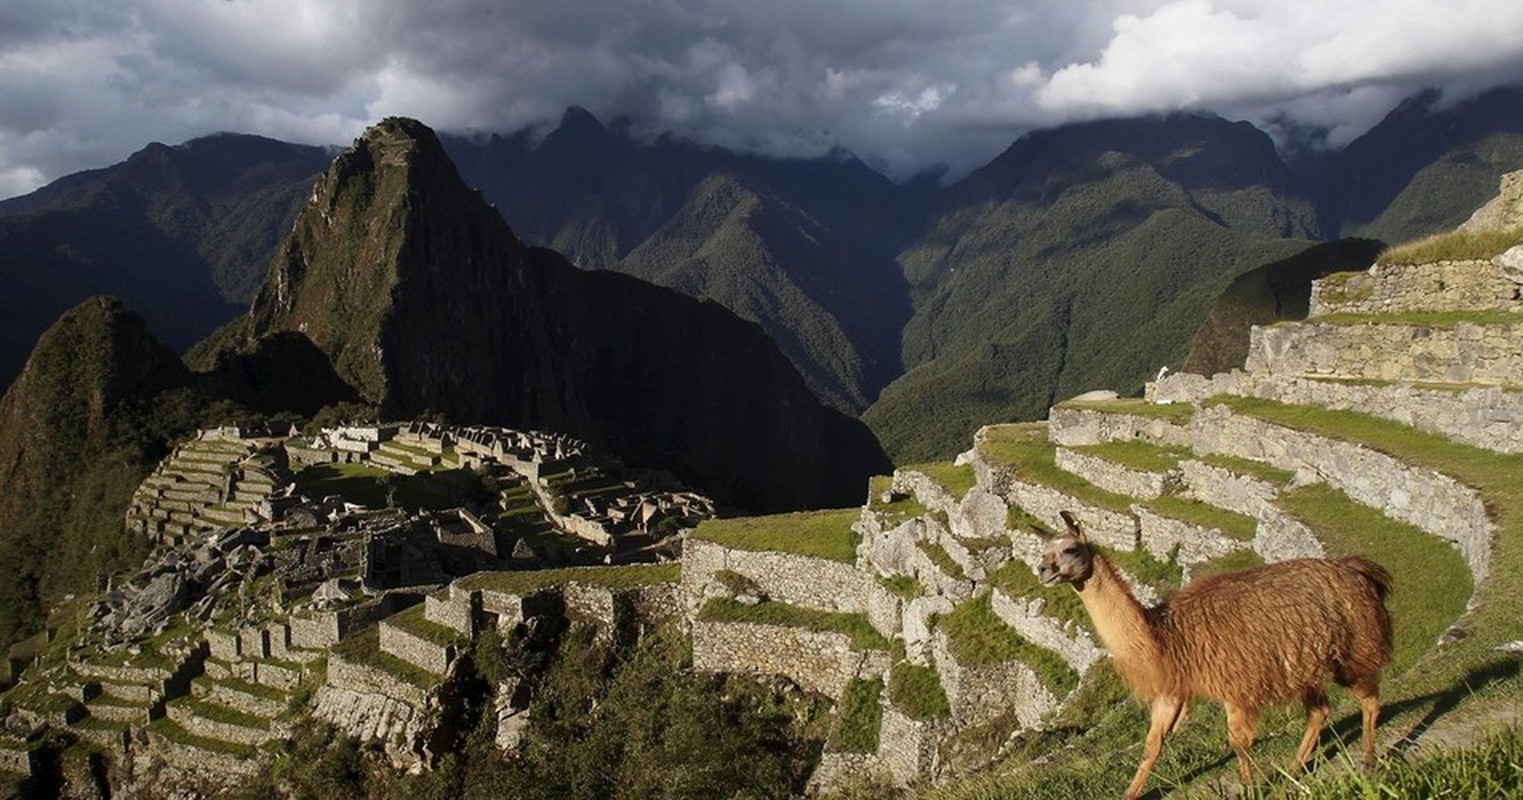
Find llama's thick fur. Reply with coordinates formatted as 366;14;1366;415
1037;511;1393;799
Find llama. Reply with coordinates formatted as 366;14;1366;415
1036;511;1393;799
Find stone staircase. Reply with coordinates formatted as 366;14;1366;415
125;432;291;546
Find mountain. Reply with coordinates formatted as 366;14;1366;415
441;109;923;413
1299;86;1523;242
0;297;208;648
217;117;889;511
865;114;1320;461
0;134;329;389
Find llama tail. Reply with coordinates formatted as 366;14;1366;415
1342;556;1394;601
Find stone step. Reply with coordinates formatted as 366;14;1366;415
84;694;158;724
146;718;260;777
1047;399;1194;448
1244;315;1523;387
165;695;280;747
1052;443;1187;501
193;676;288;719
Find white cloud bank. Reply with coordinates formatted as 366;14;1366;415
1;0;1521;197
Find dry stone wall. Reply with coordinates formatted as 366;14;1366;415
690;620;890;699
1055;448;1180;500
989;588;1103;674
1310;259;1520;317
931;629;1057;729
681;538;882;616
1190;405;1492;586
1246;320;1523;385
1153;371;1523;455
1047;406;1192;448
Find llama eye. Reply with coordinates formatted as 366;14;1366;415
1063;546;1079;555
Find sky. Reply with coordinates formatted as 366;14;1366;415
2;0;1522;199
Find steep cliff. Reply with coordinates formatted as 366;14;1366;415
233;117;889;511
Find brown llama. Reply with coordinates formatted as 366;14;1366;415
1036;511;1393;799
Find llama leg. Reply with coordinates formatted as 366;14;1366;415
1125;695;1185;800
1294;689;1330;770
1350;682;1382;769
1224;702;1260;787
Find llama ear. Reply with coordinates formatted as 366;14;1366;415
1029;521;1056;541
1060;511;1088;543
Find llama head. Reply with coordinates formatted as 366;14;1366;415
1036;510;1096;588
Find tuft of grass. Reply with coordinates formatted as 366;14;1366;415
690;508;861;563
876;573;922;600
831;678;884;753
697;598;891;652
1197;453;1294;485
1376;226;1523;265
1107;545;1184;593
917;539;967;580
940;594;1079;696
1286;726;1523;799
889;662;952;721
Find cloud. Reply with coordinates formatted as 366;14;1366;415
1;0;1522;196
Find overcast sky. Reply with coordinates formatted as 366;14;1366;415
2;0;1522;199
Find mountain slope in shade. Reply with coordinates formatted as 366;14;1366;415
0;297;198;648
869;115;1318;461
230;117;889;511
0;134;329;388
1300;86;1523;242
442;109;922;413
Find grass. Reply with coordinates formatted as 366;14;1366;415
457;564;680;595
831;678;884;753
1189;548;1264;580
1144;495;1258;541
147;717;258;758
329;626;442;688
385;603;465;648
868;475;929;524
917;540;967;580
697;598;891;652
976;426;1133;514
293;462;389;507
1106;545;1184;592
876;573;922;600
1283;726;1523;798
689;508;861;563
889;662;952;721
940;594;1079;697
906;462;978;499
1072;441;1191;473
177;695;271;730
1376;225;1523;265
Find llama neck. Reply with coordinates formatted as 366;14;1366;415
1074;553;1166;693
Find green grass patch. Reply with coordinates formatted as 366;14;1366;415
217;677;287;703
976;427;1133;514
177;696;271;730
385;603;465;648
689;508;861;563
697;598;890;652
940;594;1079;696
1188;548;1264;581
330;625;442;687
293;462;389;507
1107;545;1184;592
1052;399;1195;421
1144;495;1257;541
458;564;680;595
830;678;883;753
867;475;928;524
905;462;978;499
889;662;951;721
1073;441;1191;473
876;573;922;600
1294;726;1523;799
916;540;966;580
1377;225;1523;265
1197;452;1294;485
988;561;1092;634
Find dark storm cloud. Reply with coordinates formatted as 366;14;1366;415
2;0;1522;198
